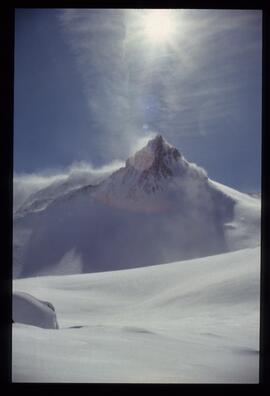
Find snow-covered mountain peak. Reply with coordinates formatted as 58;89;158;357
126;134;181;174
12;132;260;278
146;134;173;151
94;135;211;213
115;134;208;197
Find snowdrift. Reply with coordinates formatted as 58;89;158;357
12;247;260;383
13;291;59;329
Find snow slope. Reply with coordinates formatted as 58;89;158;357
12;246;260;383
13;135;261;278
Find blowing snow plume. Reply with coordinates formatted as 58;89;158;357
13;135;260;278
13;160;123;215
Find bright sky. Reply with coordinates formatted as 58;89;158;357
14;8;262;192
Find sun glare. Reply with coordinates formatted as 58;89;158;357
142;10;175;43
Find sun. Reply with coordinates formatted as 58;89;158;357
142;10;176;44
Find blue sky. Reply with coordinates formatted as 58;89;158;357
14;8;262;192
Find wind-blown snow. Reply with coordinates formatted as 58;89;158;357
12;247;260;383
14;165;114;217
210;180;261;249
12;135;261;278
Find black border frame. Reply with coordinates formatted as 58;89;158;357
1;0;269;393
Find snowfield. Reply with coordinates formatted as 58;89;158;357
12;246;260;383
12;136;261;383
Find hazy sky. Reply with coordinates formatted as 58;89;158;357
14;8;262;192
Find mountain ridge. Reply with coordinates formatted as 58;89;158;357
13;135;260;278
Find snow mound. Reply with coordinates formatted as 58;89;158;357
13;291;59;329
